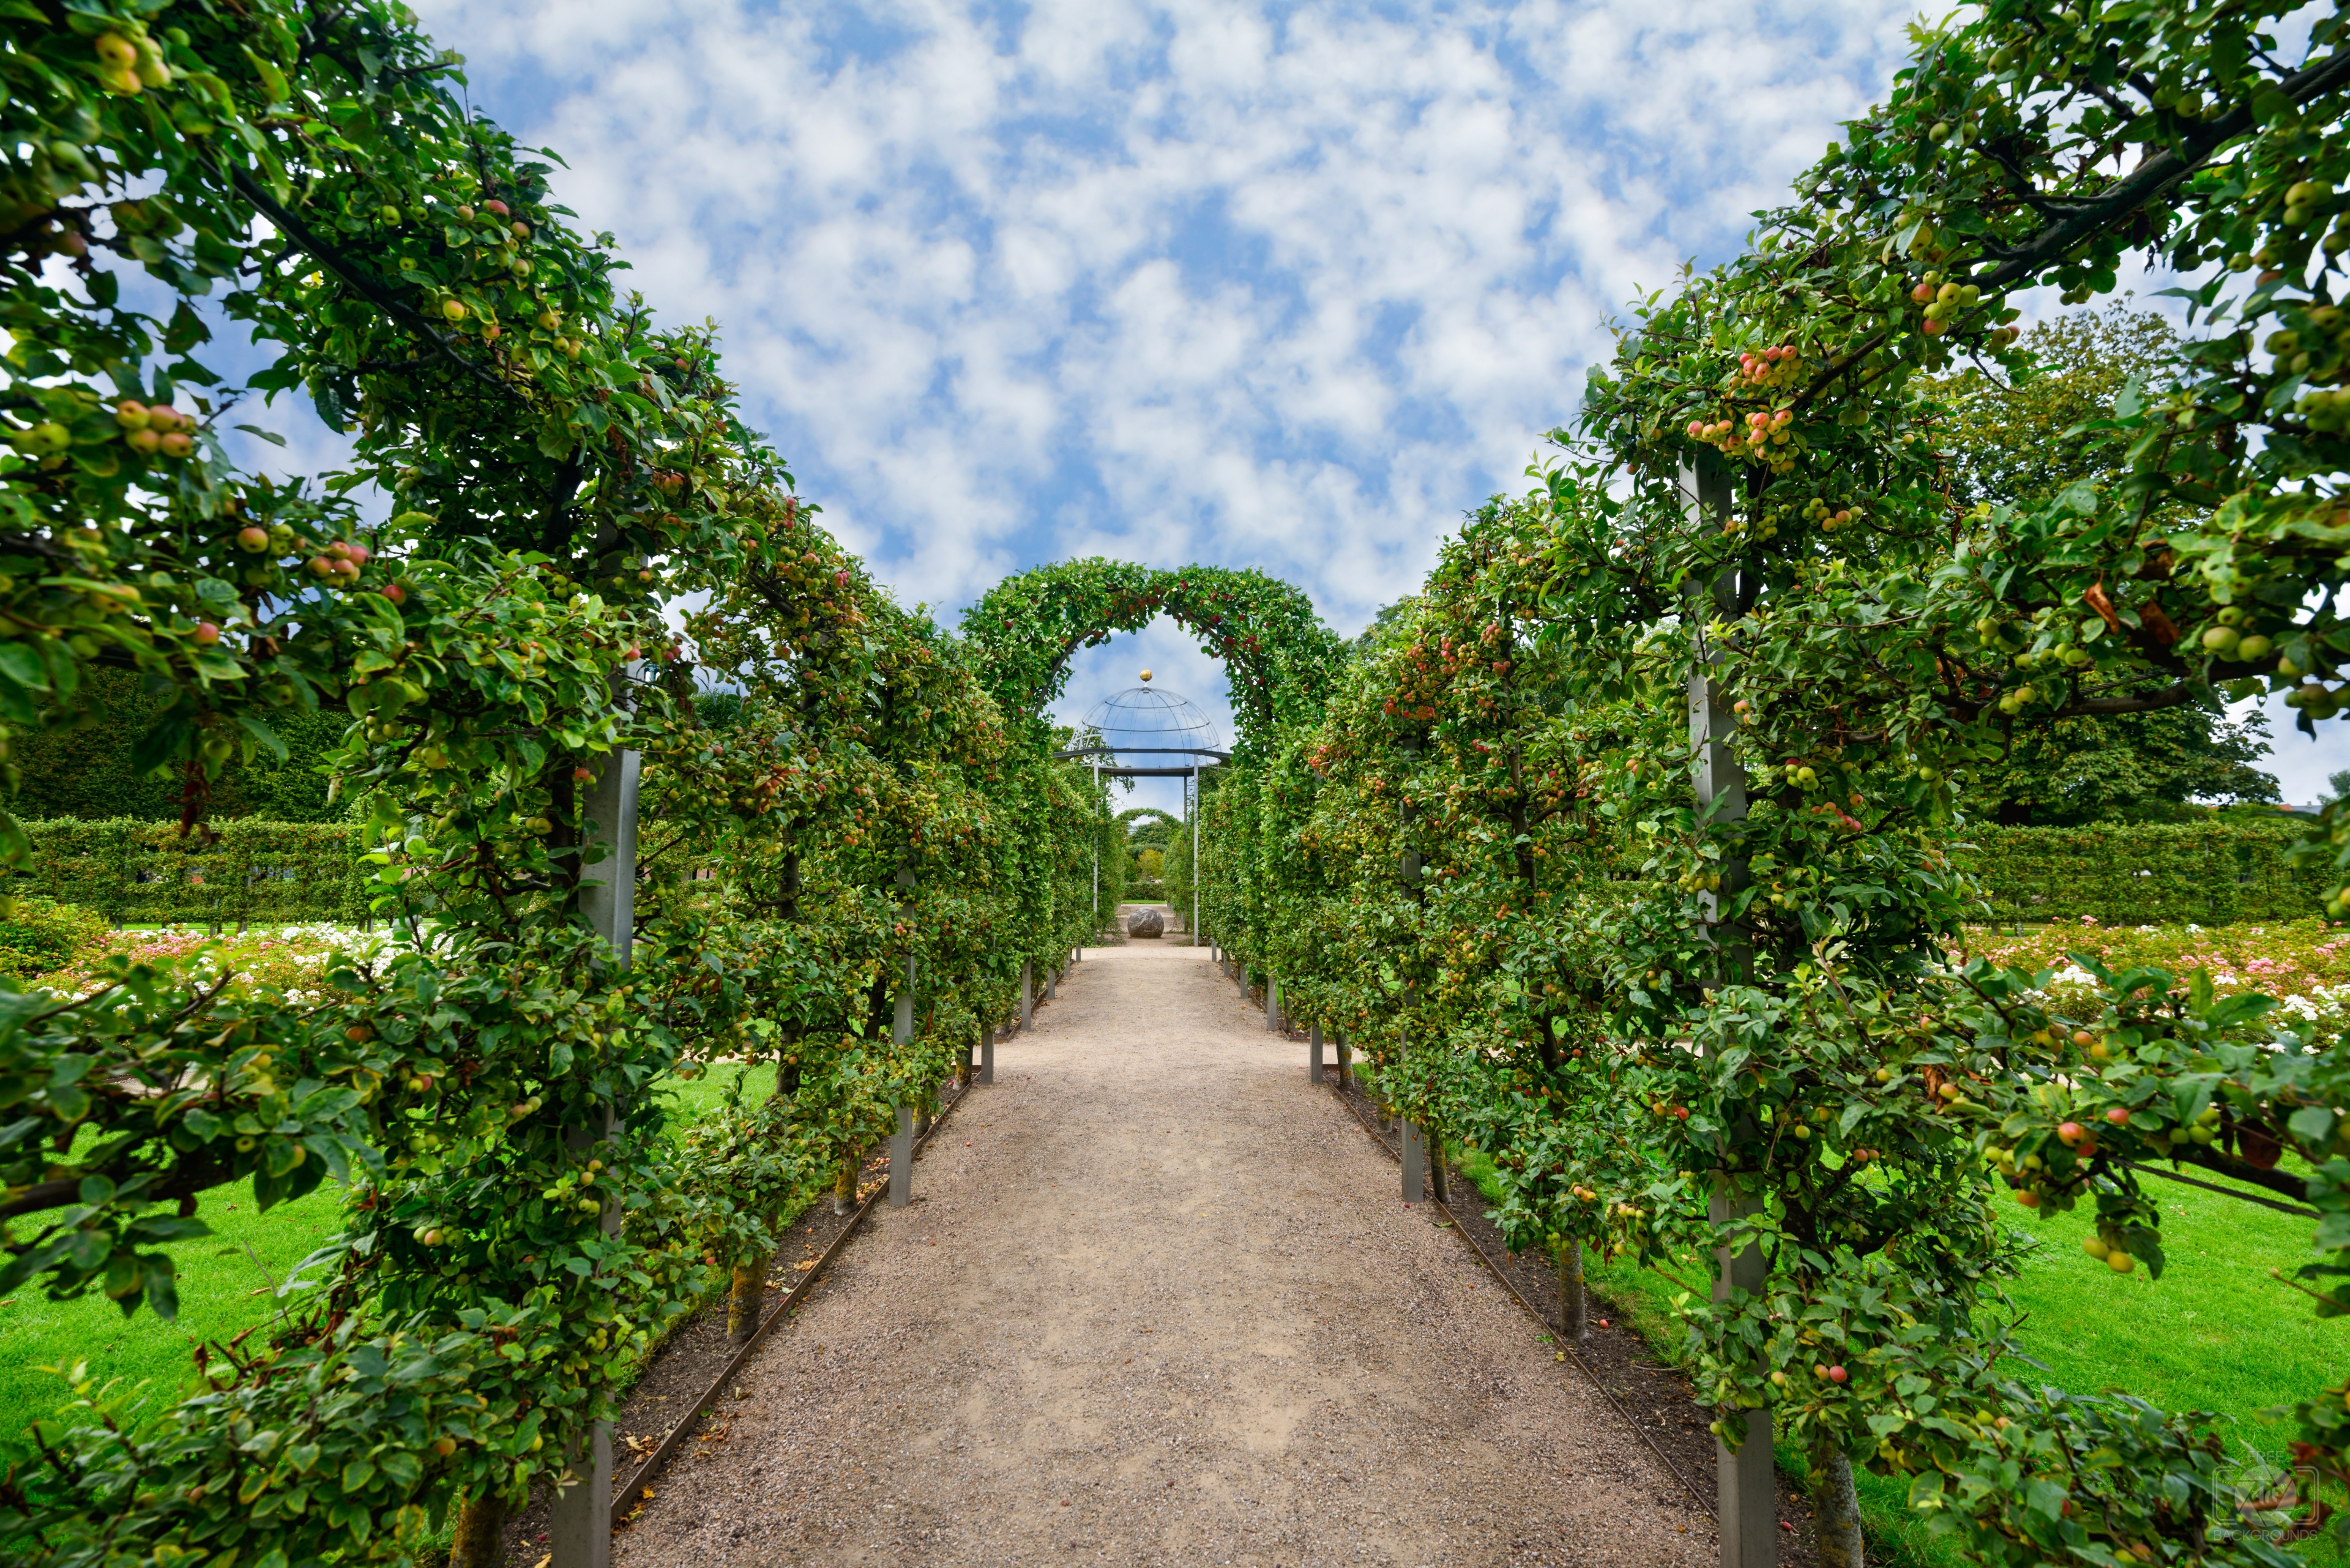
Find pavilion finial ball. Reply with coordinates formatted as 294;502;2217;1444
1139;669;1152;683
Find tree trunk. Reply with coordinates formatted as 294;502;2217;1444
447;1491;506;1568
1558;1238;1587;1341
1426;1130;1449;1203
832;1151;859;1215
726;1260;764;1345
1812;1441;1865;1568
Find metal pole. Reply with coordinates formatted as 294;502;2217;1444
1401;1121;1425;1203
1680;452;1773;1568
1020;961;1033;1032
1092;758;1100;932
889;1103;914;1208
1191;764;1200;946
1265;972;1278;1032
979;1021;994;1086
894;867;919;1136
1308;1021;1322;1084
551;738;638;1568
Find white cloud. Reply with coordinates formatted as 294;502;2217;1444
400;1;2328;805
415;0;1921;637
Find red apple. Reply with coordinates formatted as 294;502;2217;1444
236;525;269;552
2103;1107;2130;1127
381;583;408;605
193;621;220;645
2057;1121;2086;1145
1828;1365;1848;1384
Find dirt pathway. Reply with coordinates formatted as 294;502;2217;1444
614;941;1714;1567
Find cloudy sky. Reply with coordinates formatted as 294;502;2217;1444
403;0;2347;812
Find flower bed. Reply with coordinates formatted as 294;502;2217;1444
32;922;388;1004
1953;919;2350;1043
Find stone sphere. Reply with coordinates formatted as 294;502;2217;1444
1125;906;1165;939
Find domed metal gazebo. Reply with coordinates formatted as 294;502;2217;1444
1055;674;1228;943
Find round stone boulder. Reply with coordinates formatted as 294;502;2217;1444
1125;906;1165;939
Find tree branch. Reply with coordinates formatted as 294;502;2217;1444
2047;679;2195;718
225;166;519;404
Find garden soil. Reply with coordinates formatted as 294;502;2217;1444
610;943;1723;1566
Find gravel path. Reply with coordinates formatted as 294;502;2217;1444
613;941;1714;1567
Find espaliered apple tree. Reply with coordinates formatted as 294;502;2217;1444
1549;1;2350;1557
0;4;1106;1564
1202;2;2350;1564
960;557;1344;981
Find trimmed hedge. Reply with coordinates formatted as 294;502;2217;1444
1963;819;2322;927
6;818;367;927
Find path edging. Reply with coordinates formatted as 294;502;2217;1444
1324;1077;1715;1520
608;1081;974;1529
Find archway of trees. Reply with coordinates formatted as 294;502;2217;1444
959;559;1345;753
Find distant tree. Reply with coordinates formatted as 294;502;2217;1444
1959;705;2280;826
1933;307;2281;821
10;666;347;823
1351;597;1417;656
1934;301;2181;509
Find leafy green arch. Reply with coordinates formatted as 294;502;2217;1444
1117;806;1181;843
960;559;1345;753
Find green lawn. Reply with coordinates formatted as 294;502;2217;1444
0;1060;783;1440
0;1174;346;1438
1450;1144;2346;1566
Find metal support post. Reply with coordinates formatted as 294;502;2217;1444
551;738;637;1568
1681;453;1772;1568
1308;1021;1323;1084
1401;1121;1426;1204
1713;1182;1773;1564
1190;763;1201;946
1682;452;1752;972
978;1023;994;1086
889;1103;914;1208
1046;967;1056;1001
1265;973;1278;1032
1020;963;1033;1031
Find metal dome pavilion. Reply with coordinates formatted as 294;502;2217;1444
1059;675;1224;945
1078;682;1223;766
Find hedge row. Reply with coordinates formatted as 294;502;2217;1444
1;812;2312;938
1964;819;2324;927
4;816;367;925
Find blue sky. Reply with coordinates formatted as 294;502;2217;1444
406;0;2349;816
